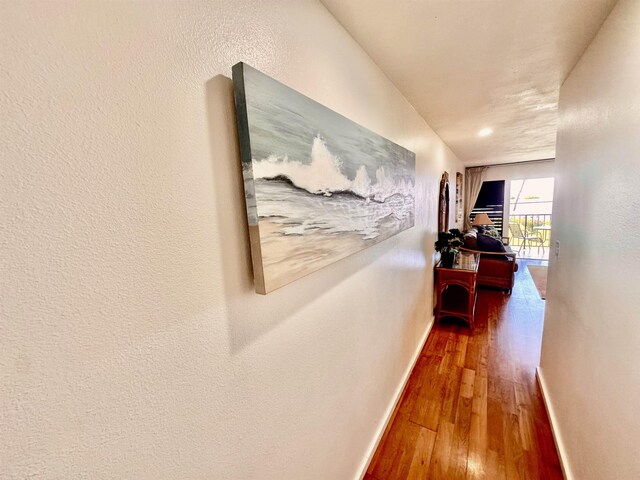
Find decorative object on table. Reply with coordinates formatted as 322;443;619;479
435;228;464;268
233;62;416;294
455;172;464;225
438;172;450;233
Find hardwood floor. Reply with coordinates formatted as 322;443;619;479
365;260;561;480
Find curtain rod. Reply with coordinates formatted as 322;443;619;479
465;158;555;169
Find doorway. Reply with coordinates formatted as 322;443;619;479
508;177;554;260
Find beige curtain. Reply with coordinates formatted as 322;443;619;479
463;166;488;230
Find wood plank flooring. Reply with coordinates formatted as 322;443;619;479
366;260;562;479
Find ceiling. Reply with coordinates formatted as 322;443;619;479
321;0;616;166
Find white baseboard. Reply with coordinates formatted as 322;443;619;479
356;316;434;480
536;367;573;480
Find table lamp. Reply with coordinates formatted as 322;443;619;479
472;213;494;226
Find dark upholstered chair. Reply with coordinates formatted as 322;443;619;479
461;228;518;293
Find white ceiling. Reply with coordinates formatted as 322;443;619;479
321;0;616;166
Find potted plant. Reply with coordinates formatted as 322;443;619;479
435;228;465;267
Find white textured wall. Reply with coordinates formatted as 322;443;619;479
539;0;640;478
482;160;555;184
0;1;462;478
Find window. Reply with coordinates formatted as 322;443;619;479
471;180;505;235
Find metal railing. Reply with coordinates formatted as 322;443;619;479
508;214;553;253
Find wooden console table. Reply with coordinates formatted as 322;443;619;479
435;251;480;329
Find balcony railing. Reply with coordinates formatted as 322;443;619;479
508;214;552;258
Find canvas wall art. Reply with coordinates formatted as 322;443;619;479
233;63;416;294
456;172;464;224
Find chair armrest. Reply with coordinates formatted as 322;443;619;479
459;247;517;261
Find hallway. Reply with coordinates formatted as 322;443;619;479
365;260;562;479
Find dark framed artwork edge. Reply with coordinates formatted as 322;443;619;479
232;62;267;294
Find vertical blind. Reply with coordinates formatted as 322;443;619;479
470;180;505;236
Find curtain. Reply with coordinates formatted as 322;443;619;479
463;166;488;230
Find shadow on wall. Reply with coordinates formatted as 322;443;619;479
204;74;397;354
422;231;438;314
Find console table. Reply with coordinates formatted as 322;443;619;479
435;251;480;329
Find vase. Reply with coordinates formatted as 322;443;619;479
440;251;457;268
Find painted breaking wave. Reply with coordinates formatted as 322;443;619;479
252;136;414;202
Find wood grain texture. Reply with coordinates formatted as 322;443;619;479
366;260;562;479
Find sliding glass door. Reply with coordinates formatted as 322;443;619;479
508;178;555;259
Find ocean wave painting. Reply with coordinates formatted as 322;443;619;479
233;63;416;294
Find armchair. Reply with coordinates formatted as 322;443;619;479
459;247;518;293
462;228;519;293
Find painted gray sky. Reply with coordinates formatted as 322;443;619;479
242;64;415;183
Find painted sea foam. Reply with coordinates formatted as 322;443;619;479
234;62;416;293
250;136;414;239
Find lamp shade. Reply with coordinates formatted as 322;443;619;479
472;213;494;226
